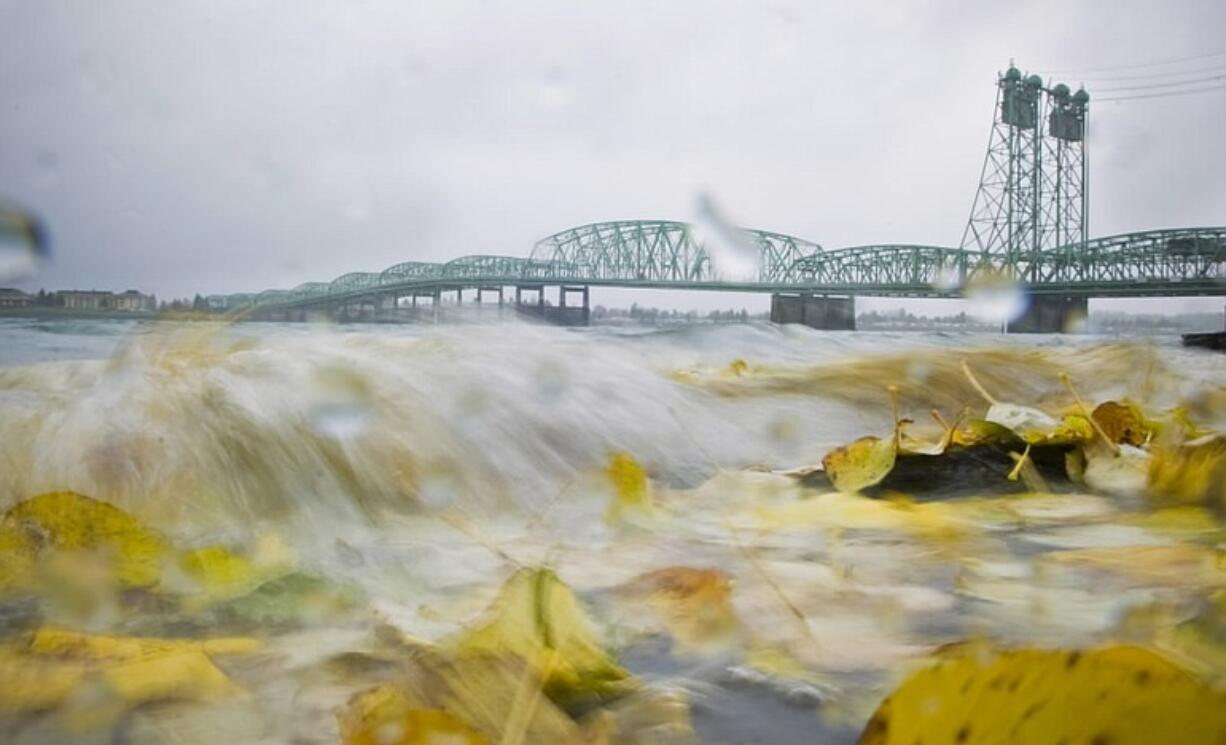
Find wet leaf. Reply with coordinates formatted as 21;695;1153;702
0;523;35;590
451;567;634;712
26;627;260;661
340;685;490;745
859;644;1226;744
0;628;254;720
951;418;1023;448
620;567;740;653
1042;544;1224;588
1;491;168;587
1093;400;1151;446
176;545;260;600
822;436;897;494
211;571;361;629
0;651;85;713
604;452;654;522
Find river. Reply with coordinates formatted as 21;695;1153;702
0;316;1222;744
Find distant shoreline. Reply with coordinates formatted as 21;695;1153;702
0;307;157;321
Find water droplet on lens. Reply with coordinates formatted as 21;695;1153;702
692;193;762;282
965;270;1028;325
305;366;375;439
0;205;49;282
932;262;963;293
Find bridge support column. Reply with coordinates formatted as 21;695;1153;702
477;286;503;305
770;294;855;330
557;285;590;326
1007;294;1087;334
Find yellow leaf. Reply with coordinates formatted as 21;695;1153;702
859;644;1226;745
98;649;243;703
27;627;260;661
751;492;989;539
0;650;86;713
952;419;1022;448
1;491;168;587
822;436;897;494
173;544;267;603
0;522;35;589
340;686;490;745
451;567;633;712
1029;413;1095;446
621;567;740;653
1041;544;1224;588
604;451;654;521
1093;400;1151;446
0;629;254;720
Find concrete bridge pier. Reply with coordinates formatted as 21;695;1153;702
515;284;545;310
1007;294;1088;333
770;294;856;330
513;284;589;325
476;286;504;305
555;285;590;326
407;289;441;322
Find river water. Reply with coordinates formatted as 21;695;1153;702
0;316;1222;744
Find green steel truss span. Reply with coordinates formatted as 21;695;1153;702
206;222;1226;311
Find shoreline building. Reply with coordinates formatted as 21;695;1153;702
59;289;153;312
0;288;32;307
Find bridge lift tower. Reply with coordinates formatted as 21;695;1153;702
961;64;1090;331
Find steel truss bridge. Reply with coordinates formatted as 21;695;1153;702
208;222;1226;313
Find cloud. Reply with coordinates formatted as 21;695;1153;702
0;0;1223;310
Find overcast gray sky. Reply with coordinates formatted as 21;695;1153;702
1;1;1224;313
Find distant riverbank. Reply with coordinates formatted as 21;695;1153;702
0;307;157;321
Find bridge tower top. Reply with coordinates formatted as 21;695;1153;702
961;65;1089;280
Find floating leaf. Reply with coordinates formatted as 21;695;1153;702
451;567;634;712
0;522;35;590
822;436;897;494
340;685;489;745
0;628;254;720
1;491;168;588
0;651;85;713
26;627;260;661
1041;544;1224;588
859;644;1226;744
604;452;654;522
211;571;361;629
175;545;260;601
621;567;740;653
751;492;990;538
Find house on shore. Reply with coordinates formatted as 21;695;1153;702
0;288;32;307
59;289;153;312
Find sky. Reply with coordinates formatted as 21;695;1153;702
1;0;1224;314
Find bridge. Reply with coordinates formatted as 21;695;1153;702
207;66;1226;332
